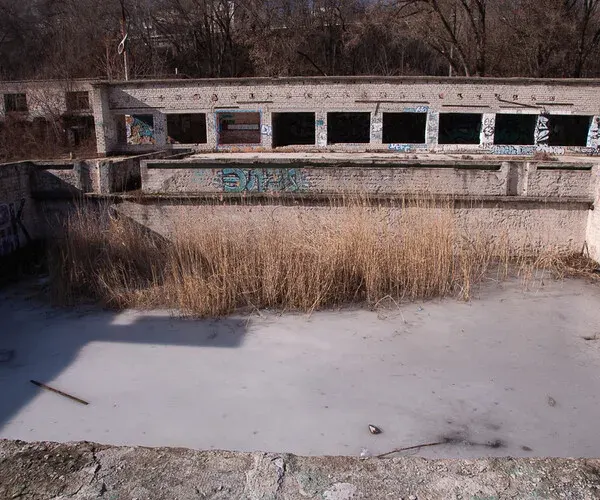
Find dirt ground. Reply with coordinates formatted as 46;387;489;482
1;277;600;459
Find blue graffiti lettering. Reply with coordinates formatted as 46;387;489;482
220;168;308;193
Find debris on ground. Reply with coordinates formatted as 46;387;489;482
30;380;89;405
368;425;382;435
377;441;446;458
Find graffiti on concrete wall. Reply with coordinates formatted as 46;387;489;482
481;115;495;146
489;145;536;156
126;115;156;145
427;111;439;145
534;115;549;145
403;106;429;113
487;144;599;155
221;168;308;193
388;143;427;152
316;120;327;147
0;199;28;257
587;116;600;147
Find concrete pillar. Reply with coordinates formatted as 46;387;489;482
426;111;439;152
316;111;327;148
261;110;273;149
506;161;528;196
586;116;600;148
534;115;549;146
91;85;115;156
371;110;383;146
152;112;168;147
480;113;496;147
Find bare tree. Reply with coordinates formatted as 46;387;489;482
394;0;487;76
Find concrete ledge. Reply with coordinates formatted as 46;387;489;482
1;440;599;499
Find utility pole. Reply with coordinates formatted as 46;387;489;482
118;0;129;80
449;1;457;77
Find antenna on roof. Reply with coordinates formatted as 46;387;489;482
118;0;129;81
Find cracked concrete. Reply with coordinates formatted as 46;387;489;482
1;440;600;499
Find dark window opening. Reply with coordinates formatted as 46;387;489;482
272;112;315;147
63;115;95;146
438;113;482;144
548;115;591;147
167;113;207;144
382;112;427;144
494;114;537;145
66;91;90;112
218;111;261;144
327;112;370;144
4;93;28;113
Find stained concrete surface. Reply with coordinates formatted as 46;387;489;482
1;278;600;459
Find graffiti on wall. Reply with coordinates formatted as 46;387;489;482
388;143;428;152
221;168;308;193
489;145;536;156
126;115;156;145
481;115;495;145
0;199;28;257
587;116;600;147
534;115;549;145
486;144;600;156
403;106;429;113
427;111;439;145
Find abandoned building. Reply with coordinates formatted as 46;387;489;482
1;76;600;265
2;76;600;155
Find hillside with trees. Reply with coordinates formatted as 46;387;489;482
1;0;600;81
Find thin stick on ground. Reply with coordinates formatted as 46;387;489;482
376;441;447;458
30;380;89;406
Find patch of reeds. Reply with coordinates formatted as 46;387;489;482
48;196;597;316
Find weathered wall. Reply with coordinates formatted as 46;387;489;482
141;156;596;200
0;79;94;121
587;166;600;262
0;163;41;256
129;155;599;260
24;151;183;197
93;76;600;155
115;199;590;254
142;161;508;196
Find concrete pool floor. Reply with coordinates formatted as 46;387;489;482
1;277;600;458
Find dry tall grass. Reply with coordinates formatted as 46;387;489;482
49;197;592;316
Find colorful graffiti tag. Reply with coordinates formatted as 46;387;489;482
534;115;549;145
221;168;308;193
126;115;156;145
